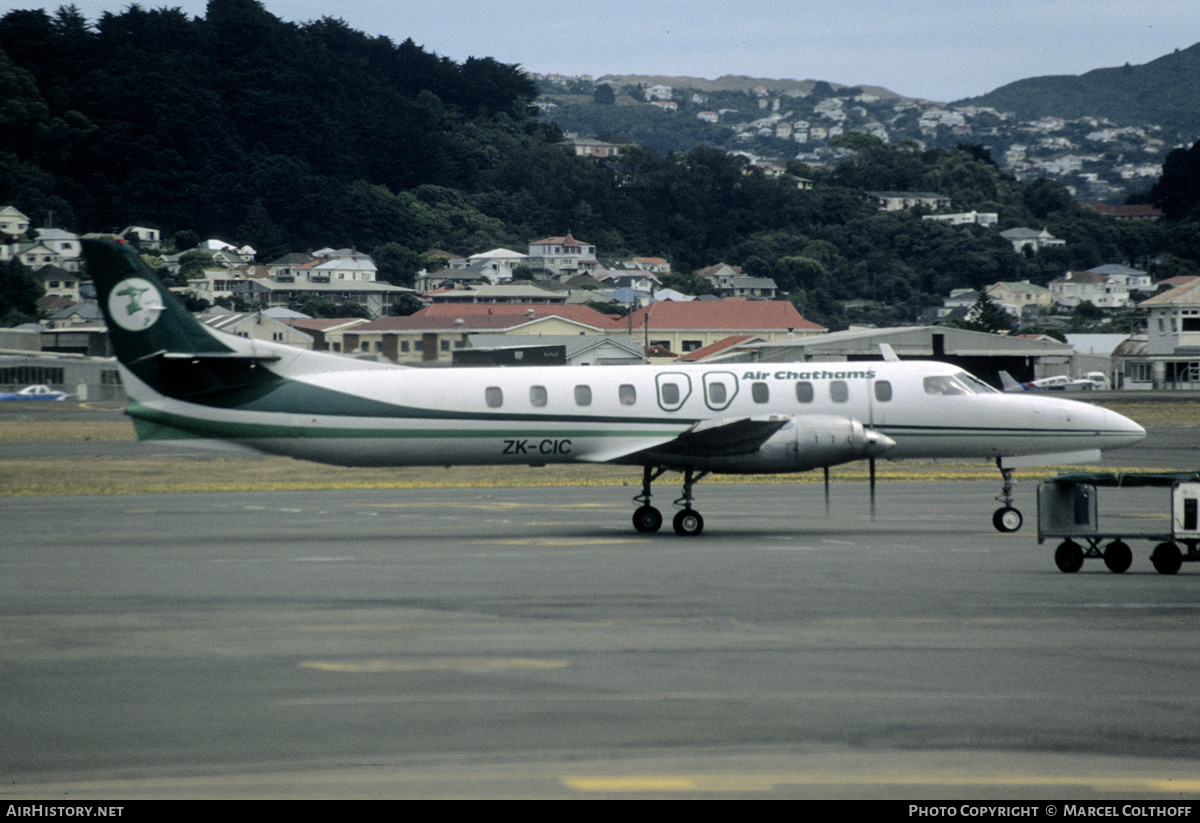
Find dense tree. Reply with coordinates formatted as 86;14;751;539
953;291;1015;334
0;4;1191;333
0;258;42;325
1151;140;1200;221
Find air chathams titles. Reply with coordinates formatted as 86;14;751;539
744;370;877;381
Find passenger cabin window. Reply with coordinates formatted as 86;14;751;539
619;384;637;406
830;381;849;403
708;383;727;405
874;380;893;402
485;387;503;408
795;382;814;403
751;382;769;403
574;385;592;406
661;383;679;404
530;386;548;407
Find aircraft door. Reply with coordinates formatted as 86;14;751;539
702;372;738;411
655;373;692;412
869;378;894;428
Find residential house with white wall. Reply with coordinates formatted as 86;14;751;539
1114;280;1200;389
527;233;598;278
1000;227;1065;253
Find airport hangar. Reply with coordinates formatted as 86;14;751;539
696;325;1111;390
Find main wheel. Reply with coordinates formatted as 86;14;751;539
673;508;704;537
1055;540;1084;573
632;505;663;533
1103;540;1133;574
1151;541;1183;575
993;506;1023;533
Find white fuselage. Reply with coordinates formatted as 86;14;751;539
122;347;1146;472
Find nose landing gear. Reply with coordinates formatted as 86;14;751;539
993;461;1024;533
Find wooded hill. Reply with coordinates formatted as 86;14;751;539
1;1;1199;331
957;42;1200;141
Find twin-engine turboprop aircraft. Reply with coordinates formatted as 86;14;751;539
82;238;1145;535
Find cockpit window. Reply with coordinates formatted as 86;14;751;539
957;372;998;394
924;375;967;395
924;372;996;396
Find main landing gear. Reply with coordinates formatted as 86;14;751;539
993;459;1024;533
632;465;709;536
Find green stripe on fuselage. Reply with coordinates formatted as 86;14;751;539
126;402;681;442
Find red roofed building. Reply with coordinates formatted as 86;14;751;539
413;303;620;327
678;335;765;362
624;299;824;354
1079;202;1163;221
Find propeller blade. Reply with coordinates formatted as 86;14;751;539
869;457;877;520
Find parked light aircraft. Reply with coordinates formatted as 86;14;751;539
1000;370;1110;392
82;238;1146;535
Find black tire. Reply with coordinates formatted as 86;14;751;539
1055;540;1084;573
1103;540;1133;574
1151;542;1183;575
673;509;704;537
632;505;663;533
993;506;1023;533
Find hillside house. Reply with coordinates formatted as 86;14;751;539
120;226;162;249
0;206;31;238
450;248;528;272
1049;265;1147;308
558;137;621;157
527;233;598;278
986;281;1052;313
864;191;952;212
1000;227;1065;253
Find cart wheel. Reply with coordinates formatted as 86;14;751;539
1103;540;1132;574
1151;542;1183;575
1055;540;1084;573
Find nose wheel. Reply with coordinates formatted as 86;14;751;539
993;505;1023;533
993;461;1023;532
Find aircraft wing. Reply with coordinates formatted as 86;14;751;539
583;415;792;465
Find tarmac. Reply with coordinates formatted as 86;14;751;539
2;397;1200;798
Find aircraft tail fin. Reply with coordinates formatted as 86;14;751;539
82;238;287;407
999;370;1024;392
83;237;233;366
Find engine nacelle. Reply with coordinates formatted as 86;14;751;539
691;415;895;474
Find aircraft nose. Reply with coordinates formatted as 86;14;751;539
1103;407;1146;449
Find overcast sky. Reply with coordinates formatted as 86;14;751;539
22;0;1200;101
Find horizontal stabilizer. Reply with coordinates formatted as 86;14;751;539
157;352;281;363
